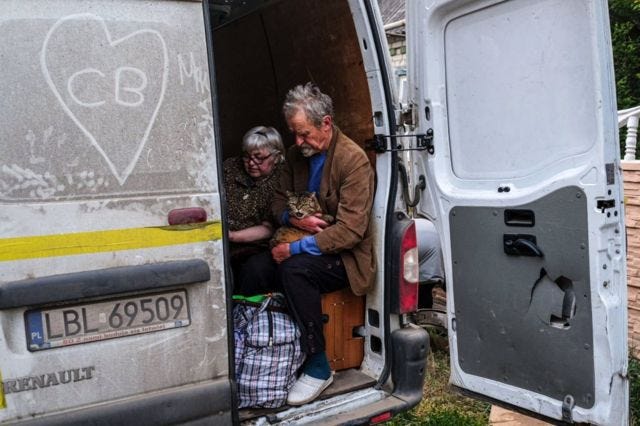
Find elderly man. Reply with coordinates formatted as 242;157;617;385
238;82;375;405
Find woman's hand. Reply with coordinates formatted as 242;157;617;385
228;222;274;243
271;243;291;263
289;213;329;234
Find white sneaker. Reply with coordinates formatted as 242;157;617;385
286;373;334;406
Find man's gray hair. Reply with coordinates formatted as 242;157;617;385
282;82;334;127
242;126;285;164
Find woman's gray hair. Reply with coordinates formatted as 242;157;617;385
282;82;334;127
242;126;285;164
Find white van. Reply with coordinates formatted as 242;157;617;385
0;0;628;424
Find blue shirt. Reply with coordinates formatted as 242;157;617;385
289;152;327;256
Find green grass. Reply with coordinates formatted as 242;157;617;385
388;408;487;426
388;346;490;426
631;355;639;426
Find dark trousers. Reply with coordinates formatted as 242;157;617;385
418;282;435;309
237;251;348;355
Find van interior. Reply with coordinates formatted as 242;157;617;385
211;0;376;162
210;0;386;419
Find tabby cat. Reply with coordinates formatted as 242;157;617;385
270;191;334;248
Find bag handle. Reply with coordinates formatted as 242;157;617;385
232;293;289;313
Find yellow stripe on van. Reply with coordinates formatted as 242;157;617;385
0;369;5;409
0;222;222;262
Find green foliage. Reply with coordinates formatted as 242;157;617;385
610;0;640;157
631;355;639;425
610;0;640;109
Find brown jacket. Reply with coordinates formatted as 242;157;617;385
272;127;376;295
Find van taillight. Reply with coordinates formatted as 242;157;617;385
398;221;419;314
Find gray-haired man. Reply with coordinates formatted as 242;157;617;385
239;82;375;405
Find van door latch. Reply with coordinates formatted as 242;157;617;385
366;129;434;154
596;199;615;213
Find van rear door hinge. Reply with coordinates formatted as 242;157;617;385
562;395;575;423
366;129;434;154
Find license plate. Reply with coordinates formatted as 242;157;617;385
25;290;190;351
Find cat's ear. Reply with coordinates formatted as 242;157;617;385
310;191;317;197
286;190;294;197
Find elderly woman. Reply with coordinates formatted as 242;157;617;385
224;126;285;273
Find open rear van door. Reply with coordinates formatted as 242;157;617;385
407;0;629;424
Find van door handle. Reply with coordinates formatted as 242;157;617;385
503;234;543;257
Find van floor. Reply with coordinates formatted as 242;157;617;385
238;368;376;421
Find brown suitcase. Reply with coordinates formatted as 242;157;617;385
321;287;365;371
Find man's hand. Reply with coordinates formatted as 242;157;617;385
271;243;291;264
290;213;329;234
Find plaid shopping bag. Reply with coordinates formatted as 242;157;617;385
233;293;305;408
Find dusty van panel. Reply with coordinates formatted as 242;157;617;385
0;0;231;423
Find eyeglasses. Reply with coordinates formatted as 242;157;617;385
242;152;273;165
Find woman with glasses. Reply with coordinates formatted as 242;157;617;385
223;126;285;276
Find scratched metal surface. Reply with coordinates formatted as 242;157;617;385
0;0;216;201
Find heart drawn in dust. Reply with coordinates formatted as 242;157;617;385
41;13;168;185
